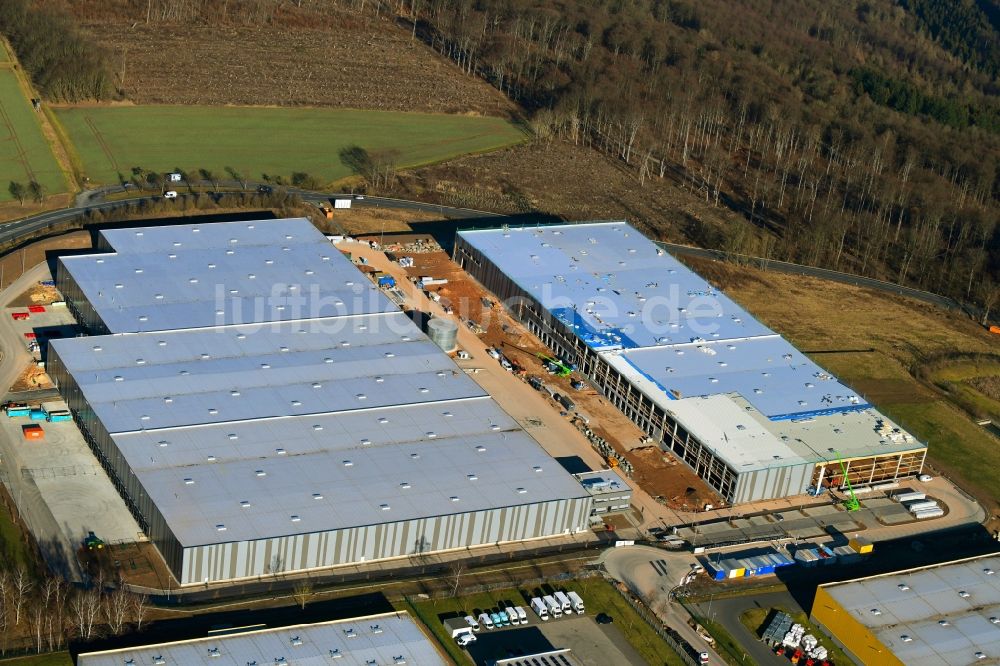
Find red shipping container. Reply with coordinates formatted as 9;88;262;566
23;333;35;339
22;424;44;440
11;312;28;320
27;305;45;313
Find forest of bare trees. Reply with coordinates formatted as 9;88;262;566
0;566;149;656
389;0;998;311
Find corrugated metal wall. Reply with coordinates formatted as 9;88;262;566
181;497;593;584
54;258;111;335
731;463;812;504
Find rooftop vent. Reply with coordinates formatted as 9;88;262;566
290;636;302;646
410;453;420;459
986;568;996;575
400;482;411;489
898;583;910;591
276;448;286;455
313;424;323;431
900;635;912;643
158;440;169;447
312;493;323;500
329;649;342;658
255;470;266;477
517;487;527;494
240;501;251;508
343;460;353;467
215;525;226;532
261;363;271;369
183;478;194;485
380;504;390;511
533;466;543;472
370;624;383;634
959;591;971;598
450;496;460;502
467;474;478;481
206;455;217;462
290;515;301;523
344;628;357;638
476;445;487;453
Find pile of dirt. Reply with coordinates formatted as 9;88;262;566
11;365;53;392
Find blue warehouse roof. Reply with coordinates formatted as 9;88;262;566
457;222;866;421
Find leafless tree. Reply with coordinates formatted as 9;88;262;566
11;567;32;627
292;579;313;609
70;586;102;641
130;591;150;631
104;578;133;635
449;562;464;598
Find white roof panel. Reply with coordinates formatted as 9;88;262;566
77;612;447;666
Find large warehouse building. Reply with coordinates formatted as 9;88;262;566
812;554;1000;666
454;221;926;503
78;611;447;665
50;218;591;585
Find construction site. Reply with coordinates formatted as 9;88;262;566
454;221;928;506
352;230;721;512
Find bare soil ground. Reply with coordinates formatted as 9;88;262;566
9;283;61;308
10;365;53;392
65;1;514;116
0;231;91;290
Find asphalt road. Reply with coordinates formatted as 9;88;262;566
3;183;989;326
692;590;797;666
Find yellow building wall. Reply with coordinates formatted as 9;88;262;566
811;586;904;666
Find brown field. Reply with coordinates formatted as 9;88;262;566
65;1;514;115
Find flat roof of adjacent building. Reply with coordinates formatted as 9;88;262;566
575;469;632;497
818;554;1000;666
59;217;396;333
53;219;589;547
77;612;447;666
458;222;924;470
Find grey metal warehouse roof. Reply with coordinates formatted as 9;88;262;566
53;219;589;548
59;217;395;333
819;554;1000;666
77;612;447;666
50;312;485;434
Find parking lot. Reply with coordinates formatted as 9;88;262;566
466;614;643;666
0;274;142;581
0;413;143;579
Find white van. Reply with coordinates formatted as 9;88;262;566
464;615;480;632
530;597;549;621
514;606;528;625
554;591;573;615
163;191;178;199
567;591;585;614
478;612;494;630
543;595;563;618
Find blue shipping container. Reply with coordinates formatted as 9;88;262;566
6;408;29;417
29;409;46;420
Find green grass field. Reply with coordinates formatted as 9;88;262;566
0;40;9;62
0;71;67;201
54;105;528;186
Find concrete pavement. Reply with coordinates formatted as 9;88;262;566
601;545;723;664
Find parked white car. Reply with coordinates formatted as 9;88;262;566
163;191;178;199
